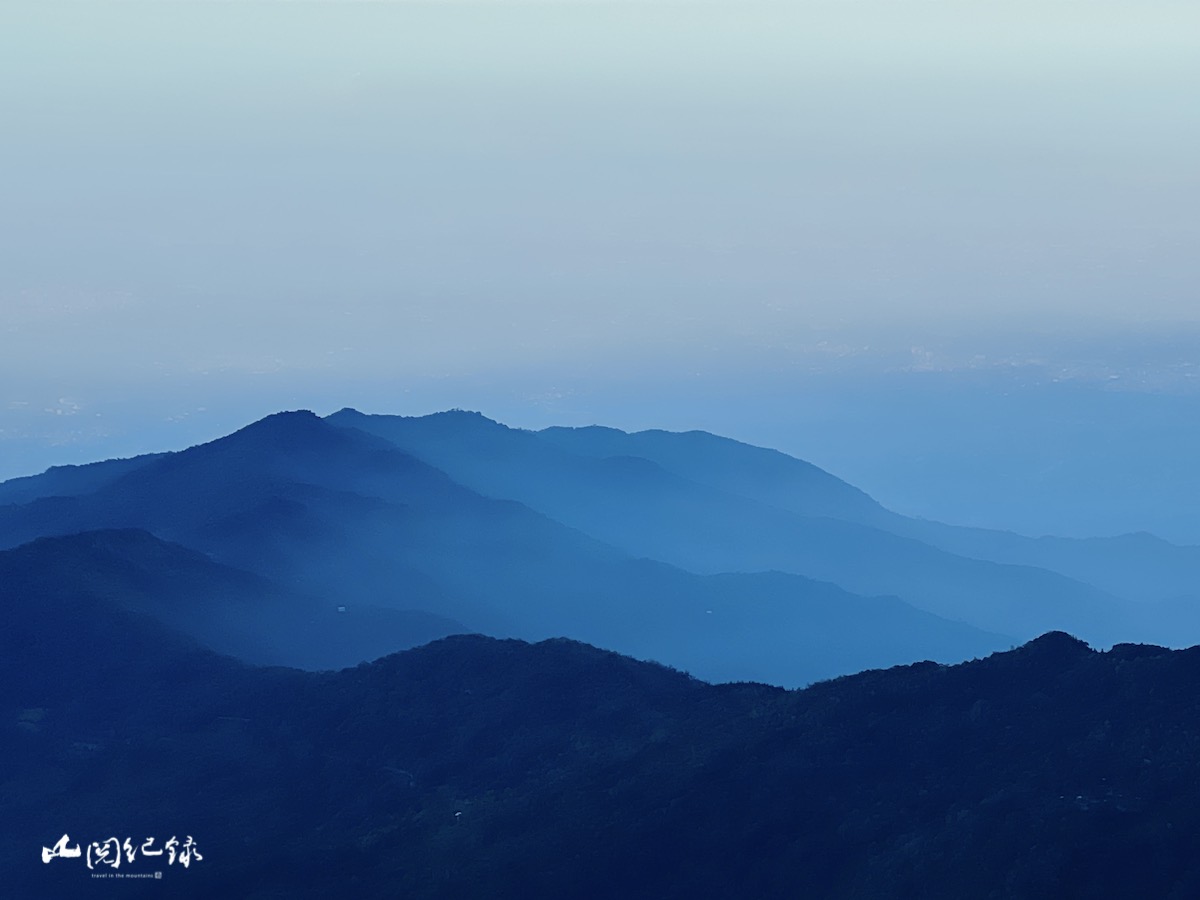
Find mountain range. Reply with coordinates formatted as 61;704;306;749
6;561;1200;898
1;407;1196;685
5;406;1199;897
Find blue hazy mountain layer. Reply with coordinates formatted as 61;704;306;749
534;418;1200;603
0;453;169;507
2;407;1195;681
327;409;1197;646
0;528;466;670
0;414;1009;686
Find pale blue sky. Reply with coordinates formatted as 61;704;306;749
2;1;1197;539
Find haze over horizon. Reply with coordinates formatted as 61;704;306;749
3;0;1197;541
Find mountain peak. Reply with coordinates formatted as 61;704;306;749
220;409;334;448
245;409;322;429
422;408;502;428
130;409;376;485
327;407;506;439
1019;630;1092;660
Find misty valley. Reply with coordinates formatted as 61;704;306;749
4;409;1200;898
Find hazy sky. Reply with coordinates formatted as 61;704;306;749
2;1;1198;538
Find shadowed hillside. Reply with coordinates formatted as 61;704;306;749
0;528;466;670
5;566;1200;899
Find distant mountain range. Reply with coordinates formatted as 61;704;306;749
6;565;1200;898
0;407;1197;684
5;407;1199;897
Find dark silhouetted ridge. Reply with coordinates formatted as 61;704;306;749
1020;629;1092;658
6;613;1200;898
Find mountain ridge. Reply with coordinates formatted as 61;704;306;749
0;432;1008;686
5;572;1200;899
326;408;1158;645
2;406;1194;683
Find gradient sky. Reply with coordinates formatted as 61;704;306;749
2;1;1198;539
